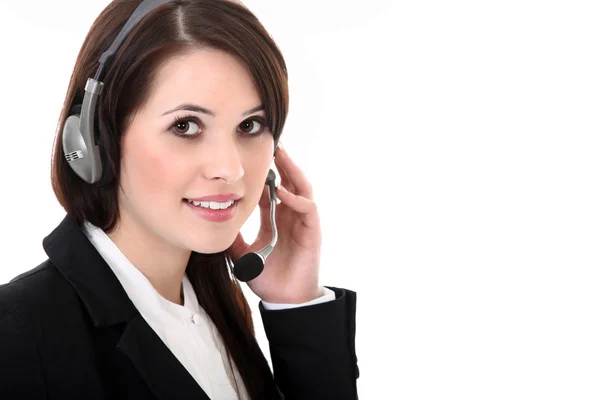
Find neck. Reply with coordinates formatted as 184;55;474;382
107;217;191;306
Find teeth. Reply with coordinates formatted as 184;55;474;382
186;199;234;209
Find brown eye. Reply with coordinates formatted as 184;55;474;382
171;118;200;137
175;121;189;133
239;119;264;135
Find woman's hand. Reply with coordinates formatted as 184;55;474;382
227;145;322;304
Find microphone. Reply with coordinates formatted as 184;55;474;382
233;169;278;282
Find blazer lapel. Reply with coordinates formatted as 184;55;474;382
43;215;211;400
118;314;211;400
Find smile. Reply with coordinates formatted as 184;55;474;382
184;199;236;210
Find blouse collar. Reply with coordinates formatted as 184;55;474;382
82;221;206;326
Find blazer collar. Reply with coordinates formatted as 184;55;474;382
42;214;136;327
42;214;211;400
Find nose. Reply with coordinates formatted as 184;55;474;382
202;135;244;184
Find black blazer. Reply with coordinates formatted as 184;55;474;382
0;215;359;399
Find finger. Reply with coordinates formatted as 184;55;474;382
276;185;319;229
258;184;275;235
274;146;313;199
274;147;297;194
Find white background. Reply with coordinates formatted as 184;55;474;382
1;1;599;398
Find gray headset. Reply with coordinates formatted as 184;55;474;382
62;0;174;186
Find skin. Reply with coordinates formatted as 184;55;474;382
109;47;322;306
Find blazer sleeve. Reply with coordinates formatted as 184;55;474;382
259;286;359;400
0;303;47;398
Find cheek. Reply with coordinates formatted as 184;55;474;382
244;143;275;203
122;135;183;199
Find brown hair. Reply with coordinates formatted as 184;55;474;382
50;0;289;398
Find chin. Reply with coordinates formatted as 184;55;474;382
185;234;234;255
186;242;225;255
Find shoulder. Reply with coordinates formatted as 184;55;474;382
0;260;83;339
0;262;61;396
0;260;73;313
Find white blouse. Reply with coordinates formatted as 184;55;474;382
82;221;335;399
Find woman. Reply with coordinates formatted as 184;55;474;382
0;0;358;399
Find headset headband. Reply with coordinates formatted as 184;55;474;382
64;0;174;185
94;0;173;81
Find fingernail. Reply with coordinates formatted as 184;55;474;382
277;141;284;150
277;142;286;155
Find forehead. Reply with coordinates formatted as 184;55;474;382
145;47;260;112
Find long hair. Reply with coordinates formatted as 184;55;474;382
50;1;289;398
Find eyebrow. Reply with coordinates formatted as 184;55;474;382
161;103;264;117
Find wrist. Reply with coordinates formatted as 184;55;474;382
264;286;323;305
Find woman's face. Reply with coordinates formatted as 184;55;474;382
117;47;275;255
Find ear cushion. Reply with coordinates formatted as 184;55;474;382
69;104;82;116
93;110;116;187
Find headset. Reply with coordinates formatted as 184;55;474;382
63;0;278;282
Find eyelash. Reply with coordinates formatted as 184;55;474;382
170;114;269;139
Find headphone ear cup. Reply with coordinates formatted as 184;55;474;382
62;104;87;179
62;102;111;186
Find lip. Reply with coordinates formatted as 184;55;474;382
184;199;239;222
185;193;242;202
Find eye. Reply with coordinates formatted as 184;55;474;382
238;117;267;136
171;115;201;138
